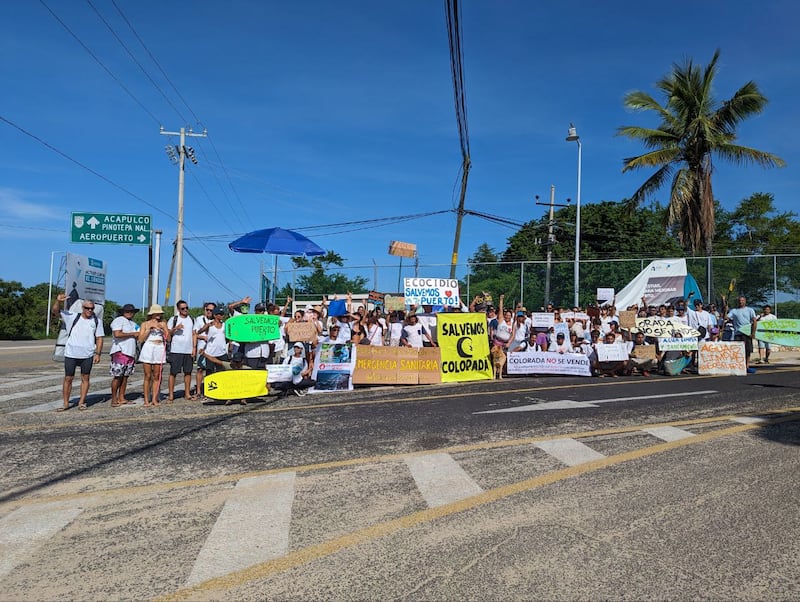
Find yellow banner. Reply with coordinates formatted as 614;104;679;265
437;313;492;382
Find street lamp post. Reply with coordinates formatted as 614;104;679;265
566;124;582;308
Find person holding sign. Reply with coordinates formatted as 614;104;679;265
726;295;757;373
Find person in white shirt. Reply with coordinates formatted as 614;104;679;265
756;304;777;363
551;332;571;354
53;293;105;411
138;304;170;407
193;302;216;399
109;303;139;407
400;314;436;348
687;298;713;340
167;300;197;402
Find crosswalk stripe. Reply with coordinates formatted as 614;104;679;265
534;438;606;466
185;473;296;587
0;500;85;580
642;426;696;442
0;374;62;390
0;375;114;404
10;378;147;413
405;453;483;508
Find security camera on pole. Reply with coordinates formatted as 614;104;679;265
160;125;207;307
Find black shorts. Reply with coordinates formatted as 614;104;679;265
205;355;228;375
244;356;269;370
65;356;93;377
169;353;194;375
734;333;753;357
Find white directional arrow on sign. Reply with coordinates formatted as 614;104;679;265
87;216;100;229
474;390;717;414
137;234;146;242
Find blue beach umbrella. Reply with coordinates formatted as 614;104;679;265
228;227;326;256
229;227;325;303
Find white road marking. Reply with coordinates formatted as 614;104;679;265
0;500;85;580
731;416;769;424
405;453;484;508
534;438;606;466
642;425;696;442
0;374;63;390
185;473;296;587
475;390;718;414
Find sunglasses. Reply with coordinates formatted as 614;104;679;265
83;306;95;311
178;306;188;310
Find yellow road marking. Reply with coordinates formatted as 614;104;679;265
158;412;799;601
4;408;798;509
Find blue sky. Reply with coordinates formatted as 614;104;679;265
2;1;797;307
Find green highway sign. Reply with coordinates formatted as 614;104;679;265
71;212;152;245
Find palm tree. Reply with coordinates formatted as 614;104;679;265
618;49;785;256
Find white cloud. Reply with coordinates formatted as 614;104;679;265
0;188;61;221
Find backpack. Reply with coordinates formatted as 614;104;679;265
53;314;99;362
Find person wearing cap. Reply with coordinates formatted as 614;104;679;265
271;343;316;397
755;304;777;364
227;296;252;316
138;304;170;407
197;307;230;378
52;292;106;411
508;311;530;353
551;331;571;354
240;302;272;369
109;303;140;407
193;302;216;398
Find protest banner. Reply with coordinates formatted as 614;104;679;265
507;351;591;377
286;321;317;342
596;343;629;362
225;314;280;342
531;312;555;328
352;346;441;385
368;290;385;308
404;278;460;307
658;337;698;352
311;342;354;392
437;313;492;382
618;310;637;330
698;341;746;376
635;317;700;338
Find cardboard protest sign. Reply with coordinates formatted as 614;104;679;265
368;291;385;308
657;337;698;352
437;313;492;382
698;341;746;376
404;278;460;307
630;344;657;361
635;317;700;338
352;346;441;385
618;310;637;330
507;351;591;377
286;321;317;342
384;295;406;312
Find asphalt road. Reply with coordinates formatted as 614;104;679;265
1;340;798;600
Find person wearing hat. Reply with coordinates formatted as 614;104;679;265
551;331;571;354
197;307;230;377
138;304;170;407
52;292;106;411
240;302;272;369
109;303;139;407
271;342;316;397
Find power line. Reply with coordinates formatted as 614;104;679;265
85;0;187;124
38;0;161;125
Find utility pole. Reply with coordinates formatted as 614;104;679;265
544;185;556;306
149;229;162;306
160;126;207;307
449;157;471;279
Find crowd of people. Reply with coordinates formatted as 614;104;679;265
51;288;774;410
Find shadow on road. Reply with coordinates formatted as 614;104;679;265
0;404;266;504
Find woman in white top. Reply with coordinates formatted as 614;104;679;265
138;304;170;407
363;315;385;346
